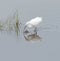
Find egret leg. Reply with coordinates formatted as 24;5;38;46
34;27;37;35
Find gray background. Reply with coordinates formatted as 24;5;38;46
0;0;60;61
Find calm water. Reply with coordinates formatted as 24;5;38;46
0;0;60;61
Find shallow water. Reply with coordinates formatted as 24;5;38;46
0;0;60;61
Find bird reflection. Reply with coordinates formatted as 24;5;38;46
23;29;42;41
23;33;42;41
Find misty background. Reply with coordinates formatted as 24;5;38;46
0;0;60;61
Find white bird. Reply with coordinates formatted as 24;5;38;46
24;17;42;34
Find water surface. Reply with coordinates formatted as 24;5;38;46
0;0;60;61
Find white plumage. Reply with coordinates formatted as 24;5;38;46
25;17;42;28
24;17;42;35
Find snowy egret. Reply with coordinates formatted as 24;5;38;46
24;17;42;34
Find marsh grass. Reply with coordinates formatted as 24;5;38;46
14;11;20;36
0;10;21;36
0;21;4;31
